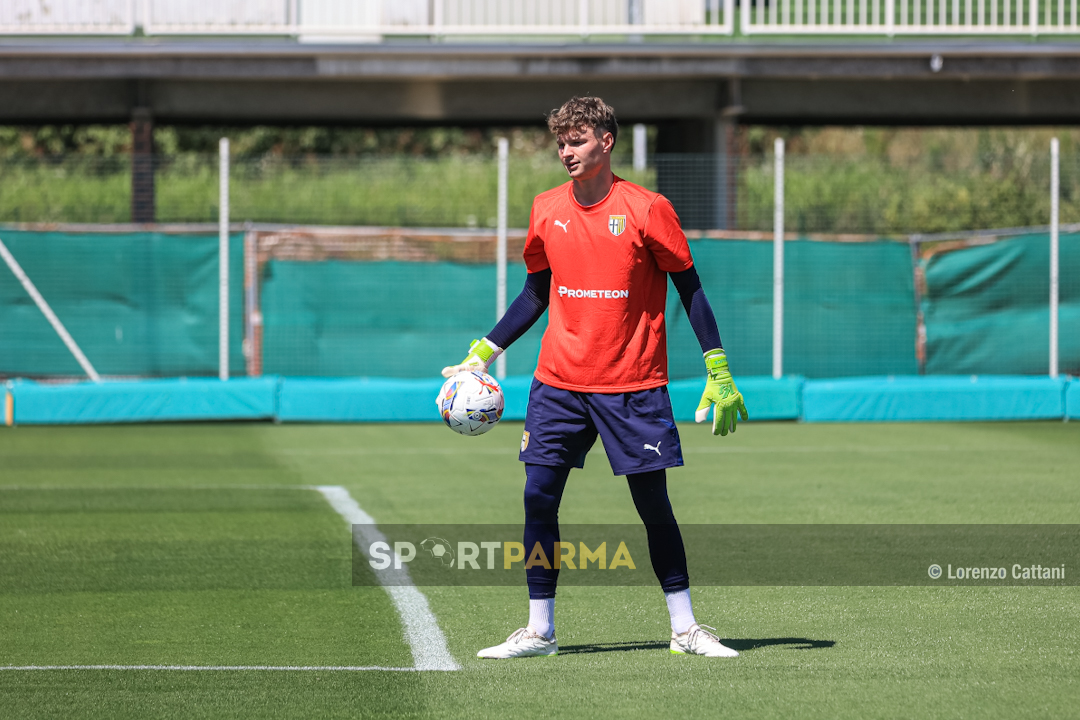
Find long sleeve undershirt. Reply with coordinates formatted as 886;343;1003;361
668;265;723;354
485;266;722;355
486;269;551;350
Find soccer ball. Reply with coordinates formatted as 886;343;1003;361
436;370;504;436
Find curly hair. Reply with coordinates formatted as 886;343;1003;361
546;96;619;146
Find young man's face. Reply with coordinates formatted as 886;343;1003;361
556;126;614;182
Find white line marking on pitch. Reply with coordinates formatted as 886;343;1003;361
0;484;317;492
0;665;432;672
316;485;460;672
279;445;1036;456
281;447;511;456
0;484;459;673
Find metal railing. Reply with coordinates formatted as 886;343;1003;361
740;0;1079;35
146;0;733;37
0;0;135;35
3;0;1079;37
3;0;718;38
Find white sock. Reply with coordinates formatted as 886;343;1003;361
665;589;696;635
527;598;555;639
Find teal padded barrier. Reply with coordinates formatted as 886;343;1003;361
1067;380;1080;420
277;376;799;424
10;377;278;424
6;375;1068;426
277;375;533;423
803;375;1066;422
667;376;802;422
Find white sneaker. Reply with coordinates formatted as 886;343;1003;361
477;627;558;659
670;624;739;657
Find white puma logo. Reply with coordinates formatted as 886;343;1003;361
554;219;570;233
644;441;662;456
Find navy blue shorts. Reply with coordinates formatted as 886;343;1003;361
518;378;684;476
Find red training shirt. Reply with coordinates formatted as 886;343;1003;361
523;176;694;393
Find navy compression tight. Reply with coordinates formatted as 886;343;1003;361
523;463;690;599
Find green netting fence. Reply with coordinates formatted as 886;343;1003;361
0;230;244;378
1;228;1075;380
259;260;546;378
667;239;918;379
922;231;1080;376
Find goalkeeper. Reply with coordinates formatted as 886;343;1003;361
443;96;748;660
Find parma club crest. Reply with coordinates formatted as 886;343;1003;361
608;215;626;236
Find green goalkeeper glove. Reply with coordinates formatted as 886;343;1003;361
441;337;504;378
695;348;748;436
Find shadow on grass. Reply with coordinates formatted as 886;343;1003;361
724;637;836;652
559;637;835;655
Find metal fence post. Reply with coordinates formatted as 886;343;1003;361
125;0;136;34
287;0;299;35
773;137;785;380
433;0;444;39
1050;137;1059;379
219;137;230;382
130;107;155;223
633;124;647;172
244;225;262;378
496;137;509;380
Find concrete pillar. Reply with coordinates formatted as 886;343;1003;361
130;107;155;224
655;112;739;231
716;114;739;231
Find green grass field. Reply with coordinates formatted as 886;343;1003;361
1;420;1078;718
